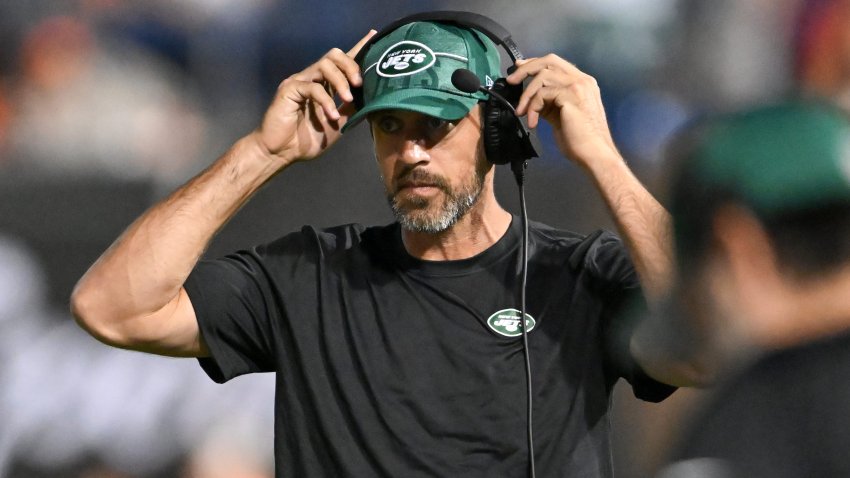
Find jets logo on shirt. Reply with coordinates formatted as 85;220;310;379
487;309;536;337
376;41;436;77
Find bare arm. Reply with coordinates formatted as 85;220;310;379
71;137;283;357
576;151;674;303
507;54;673;303
71;32;376;357
506;55;703;386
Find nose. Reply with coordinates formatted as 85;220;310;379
399;137;429;165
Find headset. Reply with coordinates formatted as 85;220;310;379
353;11;540;477
351;11;539;166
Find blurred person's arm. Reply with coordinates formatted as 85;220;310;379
71;32;376;357
506;56;703;386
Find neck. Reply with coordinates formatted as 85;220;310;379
401;193;512;261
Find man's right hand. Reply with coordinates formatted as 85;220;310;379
252;30;376;166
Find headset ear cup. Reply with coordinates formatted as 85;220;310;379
483;78;527;165
483;98;507;165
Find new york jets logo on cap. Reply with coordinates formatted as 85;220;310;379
376;41;436;77
486;309;536;337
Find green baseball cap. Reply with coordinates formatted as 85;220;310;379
684;100;850;214
670;100;850;257
341;21;502;133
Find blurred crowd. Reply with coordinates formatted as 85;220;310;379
1;0;847;477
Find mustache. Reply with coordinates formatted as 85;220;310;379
392;167;450;194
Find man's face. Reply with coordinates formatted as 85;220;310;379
674;207;790;360
369;105;491;233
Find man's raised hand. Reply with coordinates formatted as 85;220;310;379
506;54;618;166
252;30;376;167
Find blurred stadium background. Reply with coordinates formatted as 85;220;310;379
0;0;826;476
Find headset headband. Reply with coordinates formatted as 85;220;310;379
353;11;525;68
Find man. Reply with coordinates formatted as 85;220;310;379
652;100;850;477
71;17;690;477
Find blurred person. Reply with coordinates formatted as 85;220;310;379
181;417;273;478
644;100;850;477
5;15;206;184
71;12;701;477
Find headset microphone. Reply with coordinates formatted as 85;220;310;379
451;69;515;113
451;68;540;163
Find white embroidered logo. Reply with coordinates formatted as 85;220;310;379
376;41;436;78
486;309;536;337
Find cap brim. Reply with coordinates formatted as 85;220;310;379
341;88;479;134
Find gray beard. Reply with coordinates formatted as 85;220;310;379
390;186;481;234
387;169;485;234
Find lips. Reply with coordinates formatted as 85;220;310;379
398;181;439;190
393;169;448;195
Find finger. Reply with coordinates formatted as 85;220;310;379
506;53;580;84
290;49;358;89
527;54;578;75
525;86;574;128
521;70;599;117
336;101;357;126
343;30;377;88
325;48;367;93
347;29;377;56
317;57;354;102
291;34;375;87
284;80;340;120
528;108;540;129
507;57;535;82
515;69;569;115
328;101;361;135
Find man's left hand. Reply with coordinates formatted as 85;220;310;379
506;54;619;166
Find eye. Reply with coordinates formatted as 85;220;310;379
375;115;402;134
426;116;448;131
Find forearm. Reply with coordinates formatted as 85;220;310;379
582;150;707;386
72;133;283;336
630;310;716;388
507;55;682;383
582;148;674;305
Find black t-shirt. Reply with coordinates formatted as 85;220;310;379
184;218;675;477
659;329;850;478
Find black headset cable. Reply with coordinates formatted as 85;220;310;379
511;159;535;478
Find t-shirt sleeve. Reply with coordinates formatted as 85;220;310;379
580;230;677;402
184;245;282;384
